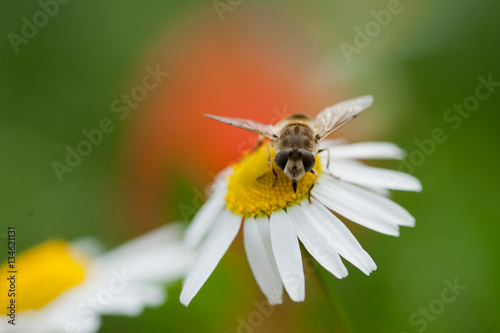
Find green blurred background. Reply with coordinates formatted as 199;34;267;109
1;0;499;332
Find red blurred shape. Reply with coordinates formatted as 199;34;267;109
120;7;346;229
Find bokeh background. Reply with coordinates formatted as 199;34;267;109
1;0;499;332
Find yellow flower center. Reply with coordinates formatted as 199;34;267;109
0;240;88;314
226;144;321;217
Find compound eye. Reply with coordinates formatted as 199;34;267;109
300;150;316;172
275;149;291;171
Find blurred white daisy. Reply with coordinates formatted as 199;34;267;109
180;140;421;306
0;223;192;333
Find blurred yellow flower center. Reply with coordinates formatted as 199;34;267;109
226;144;321;217
0;240;88;314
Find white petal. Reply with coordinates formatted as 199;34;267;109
319;138;347;148
207;166;232;196
328;160;422;192
4;224;190;333
184;188;227;249
96;243;192;283
20;269;159;333
308;199;377;275
269;211;305;302
180;210;241;306
95;222;192;283
71;237;105;256
328;142;406;160
314;176;415;236
362;185;391;197
287;205;348;279
320;156;392;197
244;217;283;305
101;222;185;260
98;282;166;316
52;266;165;317
314;186;399;236
0;292;102;333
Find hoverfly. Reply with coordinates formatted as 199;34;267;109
205;95;373;199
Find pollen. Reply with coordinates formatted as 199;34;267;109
226;144;321;217
0;240;89;314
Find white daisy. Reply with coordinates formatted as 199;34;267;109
180;140;421;306
0;223;192;333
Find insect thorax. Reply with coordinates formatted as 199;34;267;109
275;122;316;152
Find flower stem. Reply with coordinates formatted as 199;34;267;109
306;253;357;333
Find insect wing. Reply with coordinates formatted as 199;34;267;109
204;114;275;138
315;95;373;139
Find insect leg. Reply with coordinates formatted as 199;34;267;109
317;148;334;177
272;167;278;187
255;135;265;149
308;169;318;203
256;143;278;186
